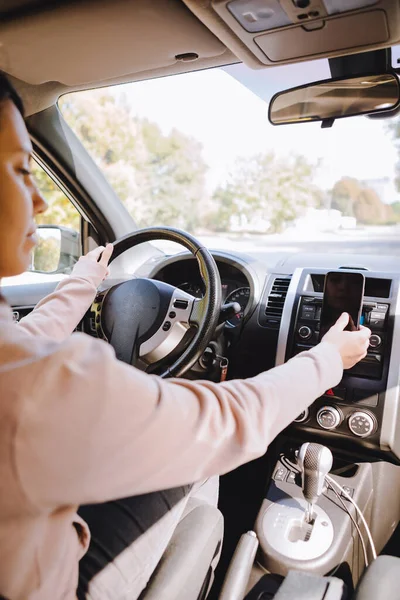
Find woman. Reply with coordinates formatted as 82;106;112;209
0;73;371;600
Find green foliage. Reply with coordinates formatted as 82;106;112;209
60;91;208;231
388;119;400;194
209;153;320;233
35;89;400;239
32;163;80;232
391;201;400;216
354;188;389;225
33;236;61;272
331;176;395;225
331;177;359;217
59;90;326;234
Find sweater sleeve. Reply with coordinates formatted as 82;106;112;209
15;334;343;510
17;256;107;342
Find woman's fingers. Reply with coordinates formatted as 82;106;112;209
98;243;114;268
84;244;114;267
85;246;105;261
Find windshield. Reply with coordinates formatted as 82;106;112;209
60;60;400;257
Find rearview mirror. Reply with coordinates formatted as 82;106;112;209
269;73;400;126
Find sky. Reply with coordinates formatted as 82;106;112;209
113;58;400;202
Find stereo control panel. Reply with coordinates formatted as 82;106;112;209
294;296;388;380
280;269;397;456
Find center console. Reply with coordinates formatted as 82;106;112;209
255;455;372;584
249;443;400;594
227;267;400;598
275;268;400;462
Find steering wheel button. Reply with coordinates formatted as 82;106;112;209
168;311;176;319
173;299;188;310
162;321;172;331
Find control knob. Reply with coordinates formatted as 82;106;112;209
298;325;312;341
348;411;376;438
294;408;309;423
369;334;382;349
316;406;342;430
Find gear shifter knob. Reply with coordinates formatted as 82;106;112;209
297;443;333;522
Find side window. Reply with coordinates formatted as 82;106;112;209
30;162;81;279
2;162;82;287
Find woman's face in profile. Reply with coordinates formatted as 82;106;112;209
0;100;47;278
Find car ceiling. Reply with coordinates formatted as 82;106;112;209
1;0;400;116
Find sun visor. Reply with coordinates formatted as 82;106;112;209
0;0;227;86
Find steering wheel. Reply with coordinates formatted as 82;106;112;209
93;227;222;378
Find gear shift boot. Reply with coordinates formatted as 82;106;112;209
259;497;334;571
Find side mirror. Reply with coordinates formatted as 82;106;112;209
269;73;400;126
31;225;80;274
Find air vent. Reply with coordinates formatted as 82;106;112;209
264;277;291;327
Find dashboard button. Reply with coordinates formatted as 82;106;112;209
376;304;389;312
298;325;312;340
369;334;382;349
273;466;287;482
316;406;342;430
341;486;354;498
301;305;315;319
294;409;309;423
369;311;386;328
348;411;376;438
324;386;346;402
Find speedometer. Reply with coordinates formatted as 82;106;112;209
225;287;250;327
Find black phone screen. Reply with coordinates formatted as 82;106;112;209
319;272;365;341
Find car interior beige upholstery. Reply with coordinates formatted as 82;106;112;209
3;0;400;115
2;2;400;599
188;0;400;65
139;498;223;600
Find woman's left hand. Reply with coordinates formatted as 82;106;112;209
73;244;114;281
84;244;114;269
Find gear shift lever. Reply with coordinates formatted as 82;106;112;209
297;443;333;523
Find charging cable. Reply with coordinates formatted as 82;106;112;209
326;474;377;561
326;479;369;567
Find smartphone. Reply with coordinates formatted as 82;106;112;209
319;271;365;341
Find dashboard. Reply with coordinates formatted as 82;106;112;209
151;255;255;328
5;246;400;465
145;249;400;466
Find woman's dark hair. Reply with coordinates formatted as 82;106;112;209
0;72;25;303
0;71;24;117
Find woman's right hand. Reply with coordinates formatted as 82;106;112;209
322;312;371;369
